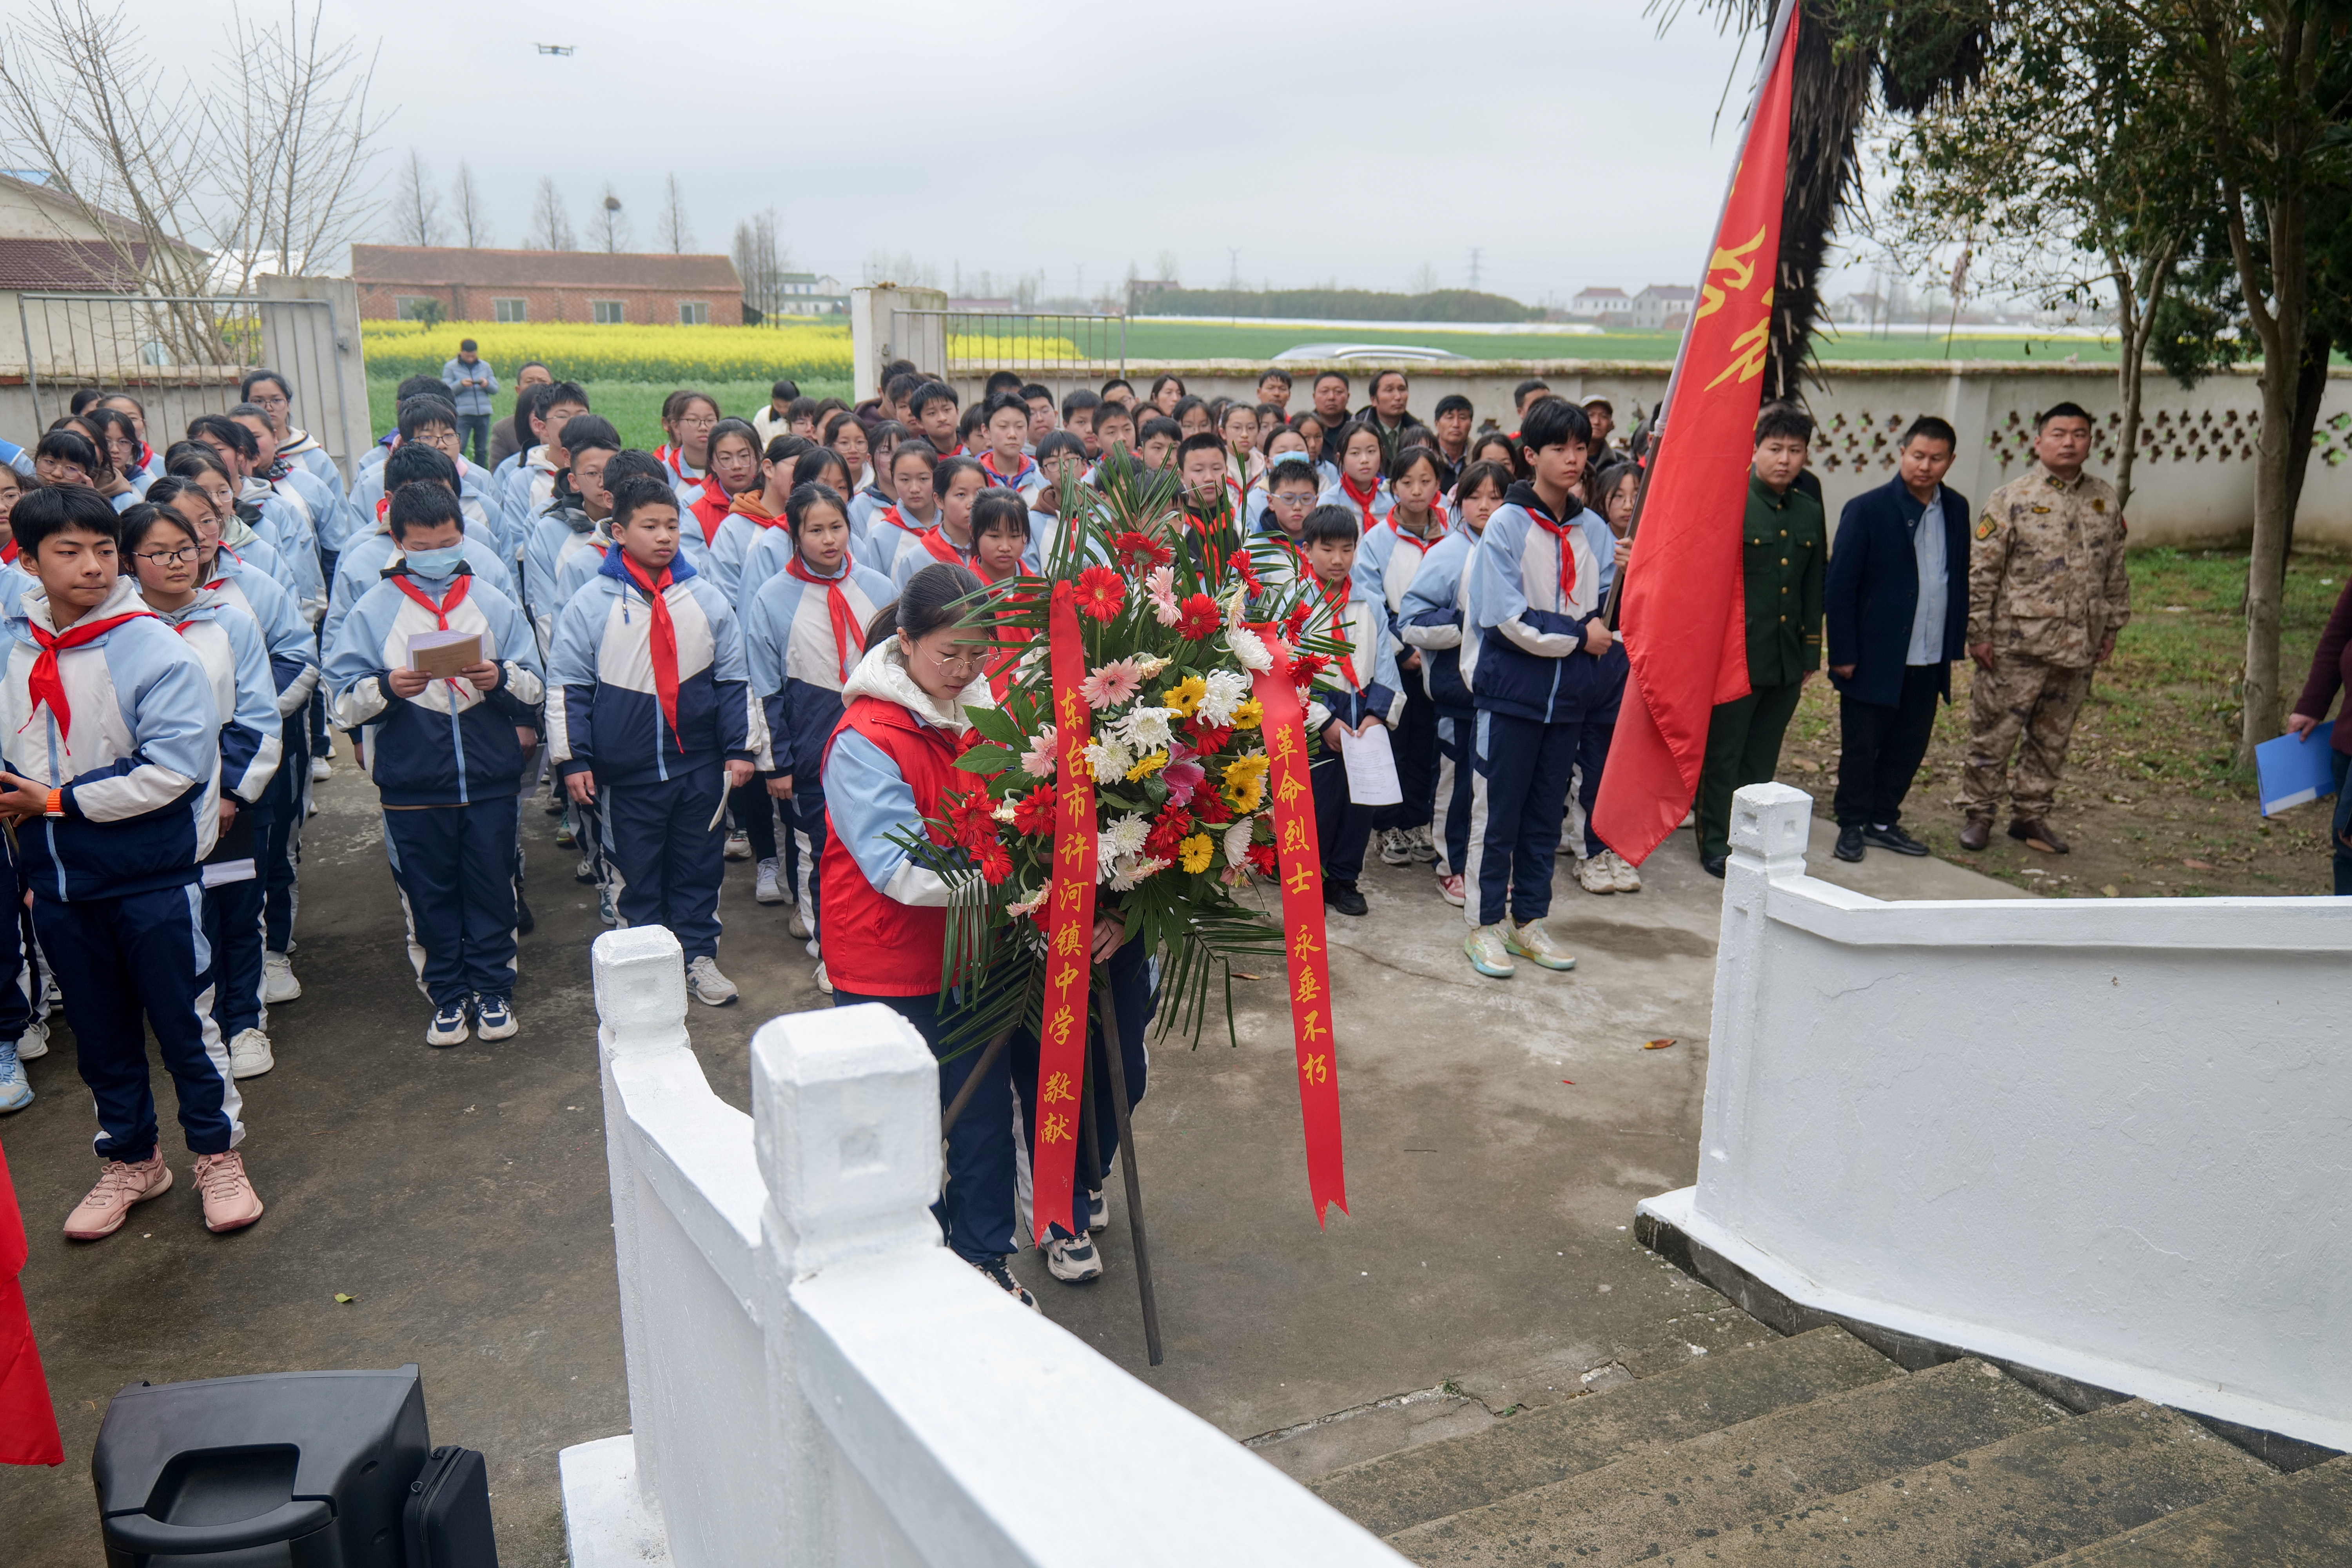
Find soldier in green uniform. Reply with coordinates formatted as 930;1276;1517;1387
1695;404;1826;876
1959;402;2131;853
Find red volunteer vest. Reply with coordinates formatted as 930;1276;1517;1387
818;695;961;996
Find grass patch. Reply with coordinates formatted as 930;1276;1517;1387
1773;544;2350;897
365;377;851;453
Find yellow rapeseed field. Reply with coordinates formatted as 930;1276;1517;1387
362;319;853;384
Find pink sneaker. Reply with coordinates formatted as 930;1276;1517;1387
1436;872;1466;907
192;1150;265;1233
64;1154;173;1240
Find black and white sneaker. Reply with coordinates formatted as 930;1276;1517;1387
1086;1187;1108;1232
1044;1231;1104;1284
1863;822;1931;857
1378;828;1416;866
972;1253;1040;1310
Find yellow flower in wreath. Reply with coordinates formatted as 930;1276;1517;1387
1232;697;1264;730
1163;675;1207;717
1221;751;1270;812
1126;749;1169;782
1178;832;1214;874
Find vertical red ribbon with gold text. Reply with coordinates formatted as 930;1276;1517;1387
1033;582;1096;1243
1249;648;1349;1227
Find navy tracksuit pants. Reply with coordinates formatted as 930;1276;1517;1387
1466;710;1608;928
1311;734;1374;886
1009;933;1152;1241
1433;708;1475;877
40;882;239;1162
601;763;727;962
384;799;521;1008
837;987;1015;1263
262;715;307;952
202;873;270;1042
1374;662;1440;834
792;789;828;937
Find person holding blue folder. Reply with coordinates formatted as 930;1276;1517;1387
2286;577;2352;893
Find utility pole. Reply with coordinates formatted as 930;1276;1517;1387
1468;248;1483;290
1227;248;1241;290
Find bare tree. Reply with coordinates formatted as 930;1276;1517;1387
528;176;575;251
594;183;631;253
1408;262;1439;295
1154;249;1180;282
656;173;693;253
450;160;492;248
732;209;790;321
388;148;446;246
0;0;386;302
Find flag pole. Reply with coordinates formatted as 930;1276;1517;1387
1604;0;1801;624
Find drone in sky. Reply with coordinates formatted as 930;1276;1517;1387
535;43;575;55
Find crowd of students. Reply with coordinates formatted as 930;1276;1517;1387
0;354;1996;1307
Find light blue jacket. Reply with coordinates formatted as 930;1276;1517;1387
741;557;893;782
441;357;499;416
325;527;517;653
146;591;284;806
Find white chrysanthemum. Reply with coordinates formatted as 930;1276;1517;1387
1198;669;1250;726
1081;735;1131;782
1224;624;1274;673
1221;816;1257;871
1118;705;1175;750
1106;853;1171;893
1098;812;1151;862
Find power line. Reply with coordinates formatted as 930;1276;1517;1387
1468;247;1483;290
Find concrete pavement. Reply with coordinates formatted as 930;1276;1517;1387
3;779;2016;1564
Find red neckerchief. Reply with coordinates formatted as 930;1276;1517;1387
916;526;973;570
1;541;15;565
1386;510;1442;556
691;484;733;546
783;554;866;684
1526;497;1580;608
617;555;685;752
878;505;930;537
138;443;155;472
1323;577;1359;688
1340;475;1383;533
977;452;1038;490
23;609;156;749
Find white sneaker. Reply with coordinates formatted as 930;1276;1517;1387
724;830;752;862
262;951;301;1003
753;857;786;904
309;757;332;782
1575;856;1617;895
1086;1187;1109;1232
16;1018;48;1061
1044;1230;1103;1283
1407;825;1438;862
226;1027;274;1079
1377;828;1415;866
1435;871;1466;907
0;1039;29;1113
1504;918;1577;972
787;909;811;939
1605;849;1642;893
813;961;833;995
686;955;739;1006
1465;924;1516;978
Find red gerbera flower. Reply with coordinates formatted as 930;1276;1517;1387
1282;600;1314;641
1075;564;1126;621
1174;593;1221;641
1246;842;1279;877
1233;552;1264;594
1009;786;1058;836
1183;717;1233;753
944;789;998;851
1287;651;1331;684
1110;530;1173;572
1143;803;1194;861
1192;788;1232;826
978;840;1013;885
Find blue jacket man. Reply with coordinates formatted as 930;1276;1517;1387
1823;417;1969;858
442;342;499;465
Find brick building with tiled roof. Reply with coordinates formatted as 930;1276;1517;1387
352;245;744;326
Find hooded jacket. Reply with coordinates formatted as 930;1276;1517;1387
740;555;893;783
1461;481;1625;725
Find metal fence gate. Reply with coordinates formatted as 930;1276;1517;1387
16;292;363;481
884;309;1126;397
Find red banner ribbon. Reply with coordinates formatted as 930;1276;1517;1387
1249;648;1348;1227
1033;581;1096;1243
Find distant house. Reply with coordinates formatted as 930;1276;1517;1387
768;272;846;315
352;245;744;326
1631;284;1696;331
0;170;213;380
1572;286;1632;321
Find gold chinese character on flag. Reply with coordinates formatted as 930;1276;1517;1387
1294;969;1321;1004
1301;1053;1328;1085
1040;1112;1073;1145
1042;1071;1076;1104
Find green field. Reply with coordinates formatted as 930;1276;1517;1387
366;377;853;453
1114;319;2125;365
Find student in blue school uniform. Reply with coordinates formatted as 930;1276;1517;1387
119;503;284;1081
523;416;625;650
326;484;545;1048
889;455;985;593
735;447;856;612
705;436;811;601
549;475;765;1009
145;476;322;1009
974;393;1045;499
327;444;517;651
845;419;906;541
1399;459;1512;907
242;370;349;522
1320;419;1393;536
499;381;592;553
1297;504;1403;917
818;563;1037;1308
1353;443;1451;873
1022;432;1092;570
0;485;265;1238
1457;397;1627;979
184;416;326;626
740;481;893;989
344;396;502;544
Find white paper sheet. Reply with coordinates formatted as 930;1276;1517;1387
1336;723;1403;806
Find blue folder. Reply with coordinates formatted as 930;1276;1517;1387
2256;719;2339;816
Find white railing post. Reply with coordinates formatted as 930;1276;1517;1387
1699;784;1814;1214
750;1003;945;1563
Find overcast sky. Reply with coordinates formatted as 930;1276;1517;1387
145;0;1796;307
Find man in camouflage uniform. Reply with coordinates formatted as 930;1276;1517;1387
1958;402;2130;853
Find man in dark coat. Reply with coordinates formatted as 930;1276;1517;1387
1824;415;1968;860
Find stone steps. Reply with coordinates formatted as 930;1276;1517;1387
1310;1309;2345;1567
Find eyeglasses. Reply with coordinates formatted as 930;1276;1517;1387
135;546;197;566
249;394;290;410
678;416;717;430
926;643;988;676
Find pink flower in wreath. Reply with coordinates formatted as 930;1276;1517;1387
1081;657;1144;710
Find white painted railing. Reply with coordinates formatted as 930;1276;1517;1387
563;926;1403;1568
1640;783;2352;1452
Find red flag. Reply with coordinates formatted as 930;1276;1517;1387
1032;583;1097;1244
0;1136;63;1466
1248;653;1348;1227
1592;7;1800;865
